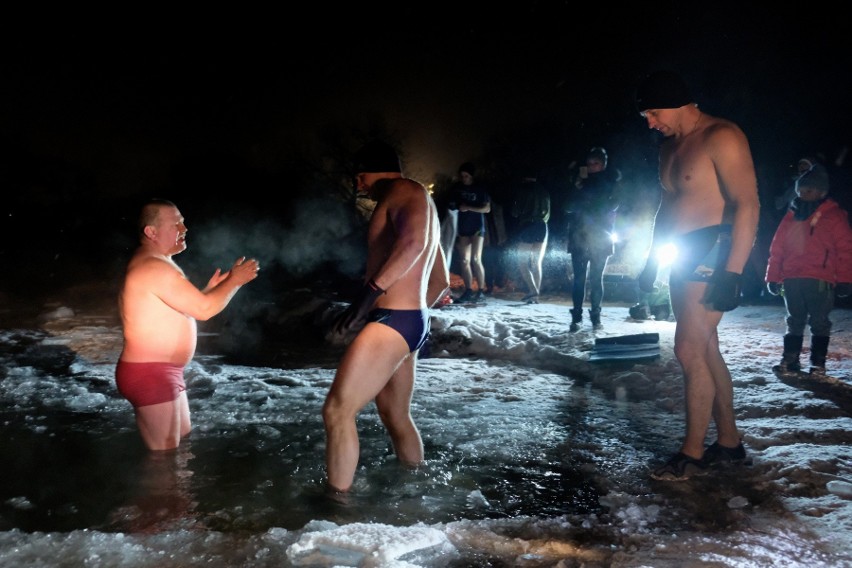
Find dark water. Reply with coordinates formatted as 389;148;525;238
0;317;607;537
0;404;602;536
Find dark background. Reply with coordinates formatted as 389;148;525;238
1;4;850;306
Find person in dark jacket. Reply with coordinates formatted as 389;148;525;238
565;147;621;331
765;163;852;377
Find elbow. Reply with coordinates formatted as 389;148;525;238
191;298;225;322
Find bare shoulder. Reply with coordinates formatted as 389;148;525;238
389;177;427;194
126;252;182;282
385;178;431;206
703;115;748;143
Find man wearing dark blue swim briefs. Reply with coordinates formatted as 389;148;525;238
324;140;450;493
635;71;760;481
367;308;430;352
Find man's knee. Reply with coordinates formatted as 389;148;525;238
322;396;343;426
673;340;704;366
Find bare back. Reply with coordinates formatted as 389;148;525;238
366;178;444;309
119;251;198;365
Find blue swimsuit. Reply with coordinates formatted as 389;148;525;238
367;308;430;352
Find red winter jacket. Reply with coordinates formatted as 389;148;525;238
765;198;852;284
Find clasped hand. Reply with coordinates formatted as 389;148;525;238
206;256;260;289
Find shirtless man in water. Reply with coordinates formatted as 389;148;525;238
635;71;760;480
323;140;450;492
117;199;259;451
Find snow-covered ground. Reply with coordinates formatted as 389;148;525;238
1;286;851;567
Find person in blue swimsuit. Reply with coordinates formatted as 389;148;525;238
323;140;450;493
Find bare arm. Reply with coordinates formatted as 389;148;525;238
370;181;432;291
149;256;258;321
459;202;491;214
646;186;672;255
710;125;760;274
426;243;450;307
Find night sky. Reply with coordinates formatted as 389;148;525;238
1;5;849;299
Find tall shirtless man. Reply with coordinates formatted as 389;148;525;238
323;140;450;493
117;199;259;451
635;71;760;480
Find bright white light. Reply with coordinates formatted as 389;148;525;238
609;231;619;244
656;243;678;268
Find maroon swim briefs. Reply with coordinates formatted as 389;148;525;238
115;361;187;408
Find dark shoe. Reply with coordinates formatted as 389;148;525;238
472;290;486;303
569;322;581;333
780;334;803;372
589;308;602;330
773;362;801;377
650;304;670;321
629;303;649;320
456;289;474;303
522;293;539;304
810;335;829;369
650;452;708;481
809;366;827;377
702;441;746;465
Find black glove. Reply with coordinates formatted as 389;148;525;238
705;270;742;312
636;259;659;293
835;282;852;298
332;279;385;336
766;281;782;296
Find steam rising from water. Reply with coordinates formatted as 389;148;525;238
191;195;367;282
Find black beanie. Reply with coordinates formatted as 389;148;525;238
635;70;693;112
353;140;402;174
459;162;476;176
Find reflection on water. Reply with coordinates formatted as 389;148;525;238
0;321;607;538
108;446;200;534
0;381;603;536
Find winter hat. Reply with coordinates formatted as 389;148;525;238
587;147;608;167
797;157;815;171
353;140;402;174
459;162;476;176
795;162;830;194
635;70;693;112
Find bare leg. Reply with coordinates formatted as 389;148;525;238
670;281;737;459
530;237;547;292
135;391;192;451
516;243;539;295
456;237;473;291
706;329;740;448
375;354;423;465
323;323;410;492
469;235;486;291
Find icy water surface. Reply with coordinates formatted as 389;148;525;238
1;294;850;566
0;313;617;537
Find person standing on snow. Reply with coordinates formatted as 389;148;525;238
765;163;852;377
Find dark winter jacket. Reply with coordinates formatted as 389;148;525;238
765;198;852;284
565;169;621;258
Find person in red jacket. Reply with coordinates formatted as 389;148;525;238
765;163;852;377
